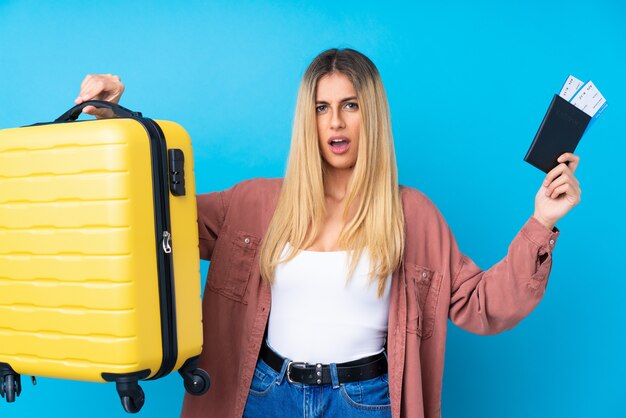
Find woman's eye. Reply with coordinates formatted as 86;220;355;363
345;102;358;110
316;105;327;113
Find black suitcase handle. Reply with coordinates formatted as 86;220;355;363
55;100;142;122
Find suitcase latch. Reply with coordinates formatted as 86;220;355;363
168;149;186;196
162;231;172;254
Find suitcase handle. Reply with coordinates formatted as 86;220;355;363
55;100;142;122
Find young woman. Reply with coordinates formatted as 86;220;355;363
75;49;580;418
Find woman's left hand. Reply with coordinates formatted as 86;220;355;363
532;152;582;230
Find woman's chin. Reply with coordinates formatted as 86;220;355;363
323;160;357;172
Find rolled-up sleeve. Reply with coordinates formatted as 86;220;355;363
448;215;560;335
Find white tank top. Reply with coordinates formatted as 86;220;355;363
267;244;392;364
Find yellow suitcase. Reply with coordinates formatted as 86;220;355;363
0;101;208;413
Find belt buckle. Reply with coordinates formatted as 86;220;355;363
286;361;307;384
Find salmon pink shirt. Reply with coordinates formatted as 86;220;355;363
181;178;559;418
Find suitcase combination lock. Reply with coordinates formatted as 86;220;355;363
168;149;186;196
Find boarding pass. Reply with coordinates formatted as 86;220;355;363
559;75;608;118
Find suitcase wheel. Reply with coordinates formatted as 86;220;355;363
116;381;145;414
1;373;21;403
183;368;210;396
121;392;144;414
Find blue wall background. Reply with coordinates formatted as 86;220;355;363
1;0;624;416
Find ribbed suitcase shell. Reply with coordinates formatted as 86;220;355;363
0;118;203;383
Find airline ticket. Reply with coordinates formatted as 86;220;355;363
559;74;607;118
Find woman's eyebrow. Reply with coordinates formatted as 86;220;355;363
315;96;358;105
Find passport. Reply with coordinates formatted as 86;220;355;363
524;75;607;173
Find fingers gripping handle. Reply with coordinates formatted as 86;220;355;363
55;100;142;122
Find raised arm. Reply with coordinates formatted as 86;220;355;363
448;153;581;334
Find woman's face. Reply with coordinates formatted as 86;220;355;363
315;72;361;172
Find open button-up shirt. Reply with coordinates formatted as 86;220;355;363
180;178;559;418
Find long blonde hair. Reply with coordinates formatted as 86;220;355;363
259;48;404;297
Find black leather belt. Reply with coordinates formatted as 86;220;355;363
260;340;388;385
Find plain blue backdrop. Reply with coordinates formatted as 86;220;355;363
1;0;624;417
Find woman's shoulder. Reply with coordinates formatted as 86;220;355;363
398;186;457;258
224;177;284;208
398;185;447;225
231;177;283;193
399;185;437;211
196;177;283;211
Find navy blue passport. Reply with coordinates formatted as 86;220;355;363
524;94;591;173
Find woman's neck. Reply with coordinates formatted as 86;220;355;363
306;166;356;252
323;166;353;201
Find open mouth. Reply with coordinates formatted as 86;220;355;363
328;137;351;154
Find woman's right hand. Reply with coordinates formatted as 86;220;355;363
74;74;125;119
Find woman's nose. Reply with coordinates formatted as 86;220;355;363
330;108;345;130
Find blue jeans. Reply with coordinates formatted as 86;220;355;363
243;356;392;418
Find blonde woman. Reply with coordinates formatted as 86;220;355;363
76;49;580;418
